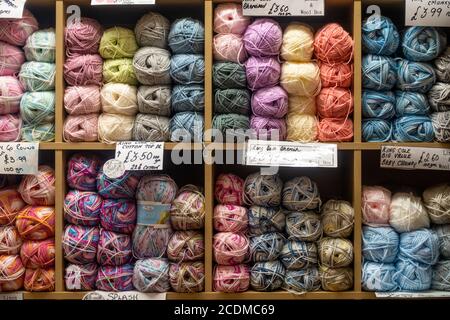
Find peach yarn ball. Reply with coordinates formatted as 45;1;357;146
18;165;55;206
0;188;26;225
318;118;354;142
0;255;25;291
316;87;354;118
319;63;353;88
314;23;353;64
15;206;56;240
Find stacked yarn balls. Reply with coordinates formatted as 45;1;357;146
361;14;449;142
362;184;450;291
0;166;56;292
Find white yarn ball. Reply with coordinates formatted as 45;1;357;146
389;192;430;233
100;83;138;116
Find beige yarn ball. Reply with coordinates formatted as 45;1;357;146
318;237;353;268
288;95;316;115
321;200;354;238
389;192;430;233
98;113;134;144
423;183;450;224
320;266;353;291
281;23;314;62
286;114;318;142
280;62;321;96
100;83;138;116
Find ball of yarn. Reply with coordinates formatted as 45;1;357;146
0;76;24;115
244;172;282;207
395;91;430;115
362;119;393;142
170;185;205;230
138;85;171;115
96;264;134;291
100;83;137;116
213;114;250;135
99;27;137;59
0;226;22;255
62;225;99;264
0;41;25;76
20;239;55;269
100;199;136;234
434;47;450;82
214;3;250;35
251;86;288;118
281;23;314;62
243;18;282;57
286;211;322;242
318;237;353;268
19;62;55;91
133;47;171;86
432;260;450;291
0;188;26;225
64;54;102;86
246;56;280;91
362;91;395;119
397;59;436;93
170;54;204;85
286;114;318;142
249;232;284;262
362;54;397;90
247;206;286;236
214;89;250;115
132;225;173;259
213;62;246;89
170;111;204;142
64;190;102;226
136;174;178;203
65;263;97;291
317;87;353;118
63;114;99;142
283;268;321;292
321;200;354;238
103;58;137;85
362;15;399;55
0;255;24;291
18;165;55;206
67;154;102;191
20;91;55;125
318;118;354;142
362;185;392;226
319;63;353;88
24;28;55;62
168;18;204;54
431;111;450;142
215;173;244;205
24;268;55;292
135;11;170;48
362;261;397;292
394;260;431;291
133;114;170;142
0;113;21;142
402;27;442;62
169;261;205;293
362;226;399;263
389;192;430;233
213;264;249;293
423;183;450;224
133;258;170;293
393;116;434;142
214;204;248;233
0;9;39;46
432;224;450;258
98;113;135;144
97;229;132;266
428;82;450;112
96;167;140;200
213;232;248;265
250;260;285;291
398;228;439;266
65;17;102;56
280;240;318;270
21;122;55;142
280;62;321;96
168;230;204;262
172;85;204;113
282;176;321;211
214;33;247;63
64;86;101;115
314;23;353;64
320;266;353;291
250;116;286;140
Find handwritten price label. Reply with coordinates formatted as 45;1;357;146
0;142;38;175
405;0;450;27
91;0;155;5
380;146;450;171
115;141;164;171
242;0;324;16
83;291;166;300
0;0;26;18
0;292;23;300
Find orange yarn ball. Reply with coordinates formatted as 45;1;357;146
24;268;55;291
0;188;26;225
20;239;55;269
15;206;55;240
314;23;353;64
18;165;55;206
0;255;25;291
318;118;354;142
317;87;353;118
319;63;353;88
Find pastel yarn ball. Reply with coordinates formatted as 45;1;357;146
0;188;26;225
172;85;204;113
135;11;170;48
249;232;284;262
432;260;450;291
280;240;318;270
18;165;55;206
100;83;138;116
167;230;204;262
96;264;134;292
393;260;431;291
280;62;321;96
282;176;321;211
0;255;25;291
213;33;247;63
97;170;139;199
245;56;280;91
170;54;204;85
214;3;250;35
243;18;282;57
393;116;434;142
213;231;248;265
20;91;55;125
0;9;39;46
132;114;170;142
24;28;55;62
362;90;395;119
318;118;354;142
251;86;288;118
213;204;248;233
67;153;102;191
247;206;286;236
286;114;318;142
170;185;205;230
99;27;138;59
281;23;314;62
0;76;23;115
64;190;102;226
398;228;439;266
423;183;450;224
362;185;391;226
432;224;450;258
212;114;250;136
250;115;286;141
213;264;249;293
133;258;170;293
20;239;55;269
319;62;353;88
132;225;173;259
389;192;430;233
63;114;99;142
169;262;205;293
138;85;171;115
103;58;137;85
362;262;397;292
136;174;178;203
215;173;244;206
213;62;246;89
100;199;137;234
133;47;171;86
170;111;204;142
250;260;285;292
318;237;353;268
321;200;354;238
402;27;443;62
214;89;250;115
65;263;97;291
431;111;450;142
0;113;21;142
22;122;55;142
317;87;353;118
64;54;103;86
320;266;353;291
283;268;321;292
168;18;204;54
62;225;99;264
97;229;132;266
19;62;55;92
428;82;450;112
396;59;436;93
0;226;22;255
363;119;392;142
24;268;55;292
362;15;399;55
285;211;322;242
0;41;25;76
244;172;282;207
98;113;134;144
314;23;353;64
64;17;102;56
362;226;399;263
362;54;397;90
395;91;430;116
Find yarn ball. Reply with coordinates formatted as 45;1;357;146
247;206;286;236
213;114;250;136
0;255;24;291
251;86;288;119
321;200;354;238
64;190;102;226
67;153;102;191
434;47;450;82
362;91;395;119
97;229;132;266
19;62;55;91
18;165;55;206
132;225;173;259
24;28;55;62
428;82;450;112
0;41;25;76
402;27;443;62
99;27;137;59
168;18;204;54
432;260;450;291
98;113;135;144
282;176;321;211
103;58;137;85
398;229;439;266
213;33;247;63
22;122;55;142
133;114;170;142
136;174;178;203
280;62;321;96
20;239;55;269
170;111;204;142
280;240;318;270
314;23;353;64
170;54;204;85
138;85;171;115
133;258;170;293
0;113;21;142
167;230;204;262
0;76;23;115
390;192;430;233
65;263;97;291
362;185;391;226
96;264;134;292
362;262;397;292
0;226;22;255
213;62;246;89
62;225;99;264
0;9;39;46
431;111;450;142
172;85;204;113
285;211;322;242
214;89;250;115
249;232;284;262
283;268;321;292
215;173;244;206
20;91;55;125
319;62;353;88
286;114;318;142
245;56;280;91
24;268;55;292
214;205;248;233
133;47;171;86
100;199;137;234
281;23;314;62
432;224;450;258
63;54;102;86
213;264;249;293
362;54;397;90
423;183;450;224
63;114;99;142
100;83;138;116
135;11;170;48
395;91;430;116
393;116;434;142
318;118;354;142
170;185;205;230
244;172;282;207
317;87;353;118
250;260;285;292
250;115;286;141
393;260;431;291
318;237;353;268
0;188;26;225
64;17;102;56
169;262;205;293
243;18;282;57
396;59;436;93
213;232;248;265
362;226;399;263
362;15;399;55
214;3;250;35
320;266;353;291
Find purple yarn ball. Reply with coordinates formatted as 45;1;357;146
246;56;280;91
251;86;288;118
243;18;282;57
250;115;287;141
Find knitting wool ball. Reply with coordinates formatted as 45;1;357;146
65;263;97;291
169;262;205;293
64;54;103;86
168;18;204;54
394;260;431;291
0;255;24;291
286;114;318;142
19;62;55;91
251;86;288;119
390;192;430;233
247;206;286;236
280;240;318;270
281;23;314;62
64;190;102;226
319;63;353;88
136;174;178;203
24;28;55;62
395;91;430;116
249;232;284;262
432;260;450;291
433;224;450;258
172;85;204;113
362;119;392;142
20;239;55;269
398;229;439;266
428;82;450;112
213;33;247;63
362;261;397;292
24;268;55;292
434;47;450;82
213;264;250;293
138;85;171;115
98;113;135;144
96;264;134;291
0;41;25;76
213;232;248;265
100;199;136;234
0;9;39;46
213;62;246;89
0;188;26;225
62;225;99;264
100;83;137;116
314;23;353;63
282;176;321;211
403;27;443;62
246;56;280;91
318;118;354;142
243;18;282;57
214;3;250;35
0;226;22;255
99;27;137;59
250;115;286;141
135;11;170;48
0;113;21;142
285;211;322;242
362;226;399;263
168;230;204;262
132;225;173;259
214;204;248;233
317;87;353;118
18;165;55;206
21;122;55;142
170;54;204;85
20;91;55;125
63;114;99;142
133;47;171;86
214;89;250;115
244;172;282;207
170;111;204;142
431;111;450;142
133;114;170;142
321;200;354;238
396;59;436;93
320;266;353;291
423;183;450;224
283;268;321;292
170;186;205;230
64;17;102;56
362;15;399;55
103;58;137;85
362;91;395;119
213;114;250;136
318;237;353;268
362;54;397;90
133;258;170;293
67;153;102;191
97;229;132;266
0;76;23;115
250;260;285;292
394;115;434;142
64;87;101;116
215;173;244;205
280;62;321;96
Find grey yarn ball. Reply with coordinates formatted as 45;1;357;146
137;85;171;116
432;260;450;291
132;113;170;141
133;47;171;85
431;111;450;142
428;82;450;112
434;47;450;83
433;224;450;259
135;12;170;48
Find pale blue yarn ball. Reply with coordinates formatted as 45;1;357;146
393;116;434;142
171;85;204;113
362;91;395;119
395;91;430;116
169;111;204;142
362;118;393;142
362;226;399;263
402;27;442;62
362;261;398;291
398;228;439;267
362;54;397;90
168;18;204;54
362;16;399;56
393;260;432;291
170;54;205;85
396;59;436;93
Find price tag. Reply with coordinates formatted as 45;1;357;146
0;0;26;18
0;292;23;300
91;0;155;5
242;0;324;16
0;142;38;175
102;159;126;179
380;146;450;171
376;290;450;298
405;0;450;27
245;140;337;168
115;141;164;171
83;291;166;300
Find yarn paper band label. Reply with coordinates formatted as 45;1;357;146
103;159;126;179
137;201;171;226
242;0;324;16
405;0;450;27
0;292;23;300
83;291;166;300
376;290;450;298
0;142;38;175
115;141;164;171
0;0;26;18
245;140;337;168
91;0;155;5
380;146;450;171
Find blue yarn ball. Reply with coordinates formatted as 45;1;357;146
170;54;205;85
171;85;204;113
362;261;397;292
362;118;393;142
395;91;430;116
249;232;285;262
396;59;436;93
280;240;317;270
168;18;204;54
250;260;285;291
402;27;442;62
398;228;439;266
362;54;397;90
170;111;204;142
393;116;435;142
362;226;399;263
362;91;395;119
393;260;432;291
283;268;321;292
362;16;399;55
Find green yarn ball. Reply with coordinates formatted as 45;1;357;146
19;62;55;91
99;27;138;59
24;28;56;62
213;62;247;89
22;122;55;142
103;58;138;85
213;113;250;135
20;91;55;125
214;88;251;115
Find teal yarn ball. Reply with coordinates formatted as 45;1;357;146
19;62;55;91
171;85;204;113
398;228;439;266
170;111;204;142
20;91;55;125
214;89;251;115
362;54;397;90
170;54;204;85
393;260;432;291
362;118;392;142
396;59;436;93
362;226;399;263
362;16;399;56
213;62;246;89
393;115;434;142
362;262;397;292
24;28;56;62
362;90;395;119
395;91;430;116
402;27;443;62
22;122;55;142
212;113;250;135
168;18;204;54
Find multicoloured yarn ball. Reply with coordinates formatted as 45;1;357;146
213;232;248;265
169;262;205;293
0;255;25;291
285;211;322;242
318;237;353;268
282;176;321;211
389;192;430;233
24;268;55;292
0;188;26;225
215;173;244;206
132;225;173;259
24;28;56;62
0;226;22;255
362;185;391;226
320;266;353;291
422;183;450;224
97;229;132;266
67;154;102;191
249;232;284;262
62;225;99;264
170;185;205;230
250;260;285;292
65;263;98;291
136;174;177;203
96;264;134;292
213;204;248;233
280;240;318;270
20;239;55;269
0;9;39;46
433;224;450;259
247;206;286;236
16;206;55;240
362;261;397;292
0;75;24;114
0;113;21;142
100;199;136;234
0;42;25;76
243;18;282;57
283;268;321;293
362;226;399;263
167;230;204;262
133;258;170;293
213;264;250;293
321;200;354;238
97;170;139;199
243;172;282;206
18;165;55;206
64;190;102;226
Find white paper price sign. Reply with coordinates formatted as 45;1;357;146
91;0;155;5
115;141;164;171
376;290;450;298
243;0;324;16
380;146;450;171
0;292;23;300
83;291;166;300
405;0;450;27
245;140;337;167
0;142;38;175
0;0;26;18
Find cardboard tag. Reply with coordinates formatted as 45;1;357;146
0;0;26;18
376;290;450;298
0;292;23;300
102;159;126;179
115;141;164;171
83;291;166;300
380;146;450;171
0;142;38;175
405;0;450;27
91;0;155;5
242;0;324;16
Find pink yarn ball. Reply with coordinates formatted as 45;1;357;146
243;18;282;57
245;56;280;91
0;113;21;142
314;23;354;64
0;9;39;46
64;190;102;226
64;86;101;115
18;165;55;206
0;76;24;115
251;86;288;118
213;232;249;265
214;3;250;35
215;173;244;205
213;34;247;63
63;114;99;142
316;87;354;118
64;54;103;86
0;41;25;76
213;204;248;233
62;224;99;264
65;17;103;57
97;229;132;266
213;264;250;292
362;185;392;226
250;115;287;141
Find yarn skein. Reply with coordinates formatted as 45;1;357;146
389;192;430;233
281;23;314;62
135;12;170;48
214;3;250;35
243;18;282;57
168;18;204;54
99;27;138;59
362;15;399;55
280;62;321;96
138;85;171;115
133;47;171;86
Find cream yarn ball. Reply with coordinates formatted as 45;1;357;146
280;62;321;96
100;83;138;116
281;23;314;62
423;183;450;224
321;200;354;238
389;192;430;233
98;113;134;144
288;95;316;115
286;114;318;142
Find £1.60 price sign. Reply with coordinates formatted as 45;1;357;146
0;142;39;175
115;141;164;171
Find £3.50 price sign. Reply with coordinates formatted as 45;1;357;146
115;141;164;171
